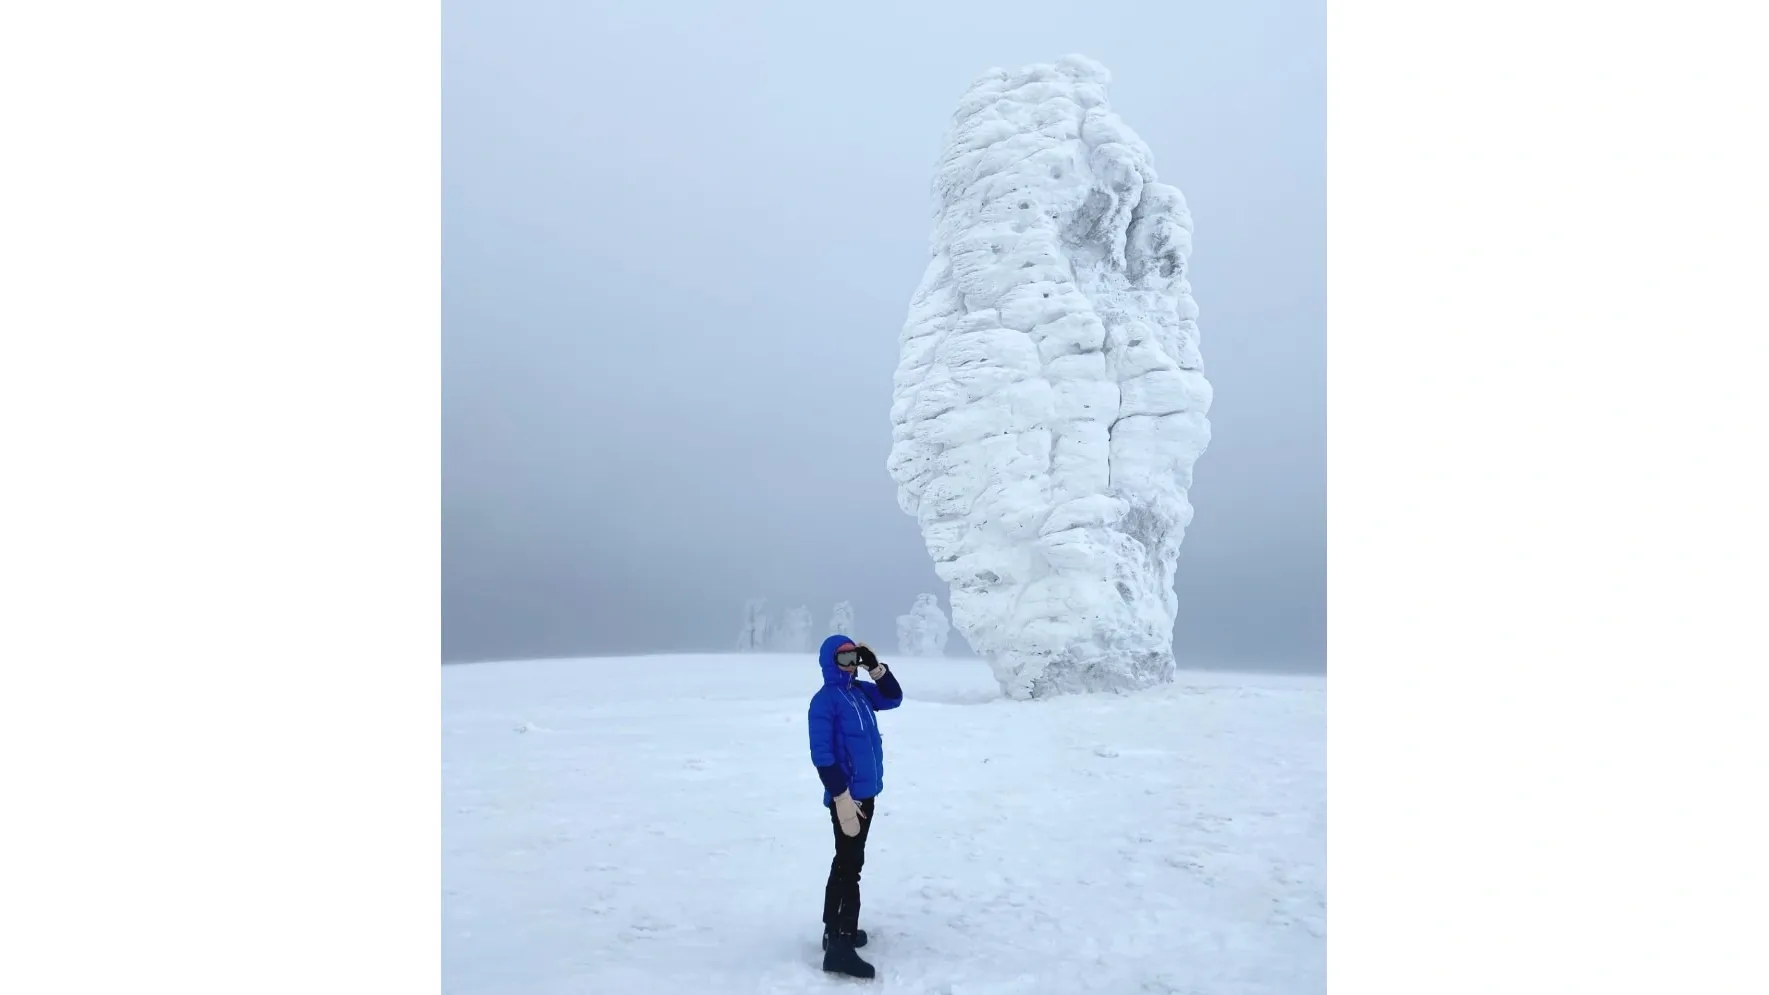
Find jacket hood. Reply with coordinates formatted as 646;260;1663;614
818;633;856;686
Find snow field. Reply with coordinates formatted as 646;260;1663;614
443;655;1322;994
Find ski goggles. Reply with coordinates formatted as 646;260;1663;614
834;648;862;668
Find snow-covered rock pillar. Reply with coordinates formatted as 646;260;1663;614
776;606;813;653
829;601;855;637
888;56;1211;699
737;598;771;652
896;612;925;658
896;593;950;657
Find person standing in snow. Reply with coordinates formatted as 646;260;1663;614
808;633;904;979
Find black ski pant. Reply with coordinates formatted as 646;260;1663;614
822;796;876;936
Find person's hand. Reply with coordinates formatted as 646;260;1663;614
856;644;885;679
833;790;867;837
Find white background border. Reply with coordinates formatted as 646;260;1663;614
1330;0;1767;990
2;2;439;992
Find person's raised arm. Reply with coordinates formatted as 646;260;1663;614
855;645;903;710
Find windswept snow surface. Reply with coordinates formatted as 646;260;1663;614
443;655;1322;994
889;56;1211;699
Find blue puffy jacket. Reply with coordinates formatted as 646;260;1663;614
808;633;903;806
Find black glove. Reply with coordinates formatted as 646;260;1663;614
856;645;879;670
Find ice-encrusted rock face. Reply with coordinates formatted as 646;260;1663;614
887;56;1211;699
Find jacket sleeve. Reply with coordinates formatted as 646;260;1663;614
860;668;904;711
808;692;846;792
815;764;848;796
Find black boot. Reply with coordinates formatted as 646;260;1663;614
822;934;875;979
822;927;867;951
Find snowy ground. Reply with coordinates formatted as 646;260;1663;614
442;654;1324;994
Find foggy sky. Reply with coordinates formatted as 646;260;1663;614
443;0;1324;668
